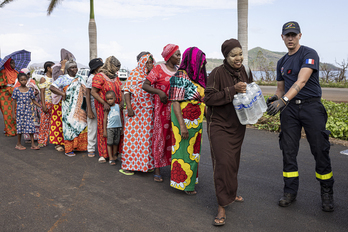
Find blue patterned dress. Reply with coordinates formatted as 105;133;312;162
11;88;36;134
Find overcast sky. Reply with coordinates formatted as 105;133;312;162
1;0;347;70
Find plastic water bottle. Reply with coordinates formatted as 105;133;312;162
233;94;248;125
246;84;263;119
250;82;267;112
240;93;258;124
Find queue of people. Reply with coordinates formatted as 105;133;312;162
0;20;335;227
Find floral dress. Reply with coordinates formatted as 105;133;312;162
168;70;205;191
11;88;36;134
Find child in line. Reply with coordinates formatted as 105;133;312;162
103;90;123;165
12;73;42;150
38;61;55;147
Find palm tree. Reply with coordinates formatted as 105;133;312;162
1;0;98;61
237;0;248;66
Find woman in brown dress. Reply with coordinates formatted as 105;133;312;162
204;38;253;226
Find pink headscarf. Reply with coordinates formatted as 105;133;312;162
161;44;179;62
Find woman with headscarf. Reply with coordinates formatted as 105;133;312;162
91;56;123;163
50;59;88;156
119;53;155;175
142;44;181;182
168;47;207;195
204;39;252;226
0;58;18;136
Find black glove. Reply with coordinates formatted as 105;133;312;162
266;94;279;106
267;97;288;116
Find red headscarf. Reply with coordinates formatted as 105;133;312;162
4;59;18;85
161;44;179;62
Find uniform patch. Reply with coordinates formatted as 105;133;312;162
281;67;284;75
287;69;292;74
306;59;315;65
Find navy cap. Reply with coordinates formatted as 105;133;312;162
282;21;301;35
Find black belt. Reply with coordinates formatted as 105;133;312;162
290;97;321;105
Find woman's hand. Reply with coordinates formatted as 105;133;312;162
13;113;16;121
62;93;66;101
103;103;110;111
42;104;48;113
180;124;189;140
158;91;168;104
103;131;107;138
87;109;95;119
127;107;135;117
235;82;247;93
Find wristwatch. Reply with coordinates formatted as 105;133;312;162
282;96;289;103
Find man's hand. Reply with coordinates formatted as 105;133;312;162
267;97;288;116
266;94;279;106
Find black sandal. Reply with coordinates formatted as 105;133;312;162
213;217;226;226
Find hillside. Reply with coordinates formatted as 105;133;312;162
205;47;338;71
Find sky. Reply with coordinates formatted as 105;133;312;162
1;0;347;70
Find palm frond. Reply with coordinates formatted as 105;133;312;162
47;0;63;15
0;0;15;8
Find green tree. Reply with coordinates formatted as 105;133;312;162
1;0;98;61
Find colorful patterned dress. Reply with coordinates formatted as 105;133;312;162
168;70;205;191
146;63;177;168
122;54;154;172
11;88;36;134
92;73;123;158
38;75;53;146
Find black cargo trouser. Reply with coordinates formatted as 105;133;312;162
279;99;334;194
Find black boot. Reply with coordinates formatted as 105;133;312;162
279;193;297;207
321;184;334;212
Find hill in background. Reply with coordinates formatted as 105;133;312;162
205;47;338;71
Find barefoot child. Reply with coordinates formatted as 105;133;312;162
103;91;123;165
12;73;42;150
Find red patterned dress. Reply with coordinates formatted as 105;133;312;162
122;54;154;172
146;63;177;168
92;73;122;158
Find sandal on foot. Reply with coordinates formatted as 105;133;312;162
38;143;45;148
88;152;95;158
119;169;134;175
55;145;64;152
184;190;197;196
98;157;106;163
213;217;226;226
15;145;26;150
147;169;154;173
65;152;76;157
154;174;163;182
31;146;40;150
109;160;116;166
235;196;244;202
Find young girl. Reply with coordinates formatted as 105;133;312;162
103;91;123;166
12;73;41;150
38;61;55;147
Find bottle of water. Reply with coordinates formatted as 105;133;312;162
240;93;258;124
250;82;267;112
246;84;263;119
233;94;248;125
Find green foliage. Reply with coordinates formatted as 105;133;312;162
254;96;348;140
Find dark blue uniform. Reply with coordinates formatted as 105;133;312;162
276;45;334;194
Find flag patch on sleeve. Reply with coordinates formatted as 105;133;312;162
306;59;315;65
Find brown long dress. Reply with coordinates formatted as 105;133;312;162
204;61;252;207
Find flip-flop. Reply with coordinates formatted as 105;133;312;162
109;160;117;166
119;169;134;175
88;152;95;158
31;146;40;150
154;174;163;182
15;145;26;150
184;190;197;196
213;217;226;226
235;196;244;202
65;152;76;157
55;145;64;152
147;169;154;173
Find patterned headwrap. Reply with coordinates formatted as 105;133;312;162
100;56;121;79
161;44;179;62
178;47;207;88
3;59;18;84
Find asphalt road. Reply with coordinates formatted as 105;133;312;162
260;86;348;102
1;112;348;232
